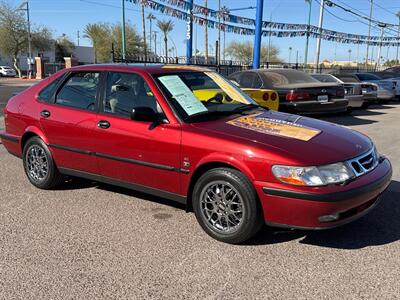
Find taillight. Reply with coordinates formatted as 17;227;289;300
262;93;269;101
286;91;310;101
270;93;277;101
336;89;345;97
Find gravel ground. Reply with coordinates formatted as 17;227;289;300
0;82;399;299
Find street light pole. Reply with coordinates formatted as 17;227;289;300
252;0;264;69
314;0;325;72
396;11;400;62
289;47;292;64
304;0;312;69
377;23;386;69
121;0;126;60
365;0;373;66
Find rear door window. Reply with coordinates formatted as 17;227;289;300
38;76;63;102
55;72;100;111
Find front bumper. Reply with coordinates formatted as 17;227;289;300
280;99;348;114
346;95;364;108
255;158;392;229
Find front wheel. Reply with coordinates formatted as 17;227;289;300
22;136;63;189
192;168;263;244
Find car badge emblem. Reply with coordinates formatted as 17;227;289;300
321;89;327;93
356;144;362;149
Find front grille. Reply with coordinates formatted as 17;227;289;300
346;147;379;177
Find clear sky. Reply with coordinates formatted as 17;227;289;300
10;0;400;63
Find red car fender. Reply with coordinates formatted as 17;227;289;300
22;125;49;146
193;153;256;182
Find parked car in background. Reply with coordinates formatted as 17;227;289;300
335;74;378;105
0;66;16;77
229;69;348;114
311;74;364;109
0;64;392;244
372;71;400;99
194;86;280;111
352;73;395;103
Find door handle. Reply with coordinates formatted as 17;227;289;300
40;110;51;118
97;120;111;129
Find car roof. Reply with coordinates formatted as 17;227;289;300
64;64;212;74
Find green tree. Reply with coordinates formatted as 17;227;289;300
83;23;108;63
0;1;53;77
84;22;143;63
55;34;76;62
157;20;174;59
225;41;281;64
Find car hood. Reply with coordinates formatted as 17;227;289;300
190;110;373;166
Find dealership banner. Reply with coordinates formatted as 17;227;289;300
127;0;400;46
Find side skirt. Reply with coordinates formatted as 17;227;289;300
58;167;187;205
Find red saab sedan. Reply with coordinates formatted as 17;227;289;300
0;65;392;244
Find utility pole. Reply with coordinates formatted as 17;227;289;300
304;0;312;69
121;0;126;60
288;47;292;64
396;11;400;62
377;23;386;69
141;4;147;60
77;30;80;46
217;0;221;65
365;0;373;66
252;0;264;69
267;13;272;63
314;0;325;72
153;31;157;56
16;1;32;78
204;0;208;64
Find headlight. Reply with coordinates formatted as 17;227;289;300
272;162;354;186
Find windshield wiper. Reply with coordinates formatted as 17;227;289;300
229;103;264;114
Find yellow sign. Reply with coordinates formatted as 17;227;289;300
228;114;321;141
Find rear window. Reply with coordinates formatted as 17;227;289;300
261;71;318;87
356;73;381;81
336;76;359;83
38;76;63;102
311;74;339;83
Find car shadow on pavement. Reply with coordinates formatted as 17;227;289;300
247;180;400;249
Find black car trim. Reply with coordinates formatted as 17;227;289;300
0;132;19;143
263;163;392;202
58;167;187;204
48;143;188;174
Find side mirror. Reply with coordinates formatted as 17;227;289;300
130;106;158;122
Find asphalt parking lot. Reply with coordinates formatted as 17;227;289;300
0;79;399;299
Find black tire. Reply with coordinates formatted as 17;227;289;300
22;136;63;189
192;168;263;244
361;102;371;109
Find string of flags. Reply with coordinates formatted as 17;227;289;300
126;0;400;46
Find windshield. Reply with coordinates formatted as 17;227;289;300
356;73;381;81
311;74;340;83
154;71;259;122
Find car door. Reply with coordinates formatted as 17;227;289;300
93;71;182;195
39;71;101;174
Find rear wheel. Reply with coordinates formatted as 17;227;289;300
192;168;263;244
361;102;371;109
22;136;63;189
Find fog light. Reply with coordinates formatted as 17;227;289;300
318;213;339;223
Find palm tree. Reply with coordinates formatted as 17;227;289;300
157;20;174;59
147;13;156;53
83;23;107;63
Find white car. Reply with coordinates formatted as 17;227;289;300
0;66;16;77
